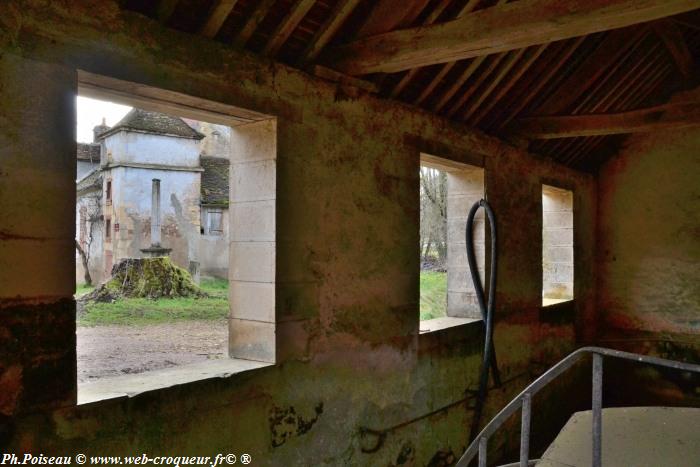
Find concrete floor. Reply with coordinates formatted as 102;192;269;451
537;407;700;467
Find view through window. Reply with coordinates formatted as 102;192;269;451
420;154;485;327
75;95;234;394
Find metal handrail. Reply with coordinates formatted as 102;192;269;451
456;346;700;467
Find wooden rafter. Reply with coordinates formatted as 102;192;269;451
233;0;277;48
263;0;316;57
652;19;695;81
492;36;586;131
324;0;699;75
200;0;239;38
462;48;528;122
298;0;362;66
469;44;548;126
445;54;508;117
535;27;648;116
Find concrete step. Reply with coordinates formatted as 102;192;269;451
536;407;700;467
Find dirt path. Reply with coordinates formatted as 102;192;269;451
77;320;228;383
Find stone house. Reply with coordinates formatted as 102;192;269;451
75;108;231;284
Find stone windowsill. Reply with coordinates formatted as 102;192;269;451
78;358;272;405
542;298;574;307
419;316;481;334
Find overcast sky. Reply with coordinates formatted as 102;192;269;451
76;96;132;143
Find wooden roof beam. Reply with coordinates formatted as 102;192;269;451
200;0;239;38
652;19;695;81
510;99;700;139
323;0;699;75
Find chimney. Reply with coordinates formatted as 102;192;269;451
93;117;110;142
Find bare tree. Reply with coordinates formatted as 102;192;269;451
419;167;447;269
76;194;102;286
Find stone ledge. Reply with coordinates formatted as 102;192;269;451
419;316;480;334
78;358;271;405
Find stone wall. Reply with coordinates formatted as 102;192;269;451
0;2;596;464
598;127;700;336
596;126;700;410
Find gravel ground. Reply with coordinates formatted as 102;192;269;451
77;320;228;383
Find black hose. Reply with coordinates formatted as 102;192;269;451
466;199;501;441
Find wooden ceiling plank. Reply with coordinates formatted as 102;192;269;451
233;0;277;48
462;48;528;123
445;53;508;117
263;0;317;57
494;36;586;131
470;44;548;126
324;0;699;75
298;0;363;66
200;0;239;38
652;19;695;81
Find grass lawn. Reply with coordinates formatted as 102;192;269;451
420;271;447;321
77;277;229;326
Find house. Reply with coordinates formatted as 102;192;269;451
75;109;231;284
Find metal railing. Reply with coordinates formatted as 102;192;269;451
456;346;700;467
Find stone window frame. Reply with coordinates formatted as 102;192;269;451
541;184;575;307
418;153;487;334
75;71;279;403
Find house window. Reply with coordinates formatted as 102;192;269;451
419;153;485;331
542;185;574;306
106;179;112;205
105;217;111;241
202;207;224;236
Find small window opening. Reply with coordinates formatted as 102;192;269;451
542;185;574;306
420;154;484;330
105;179;112;204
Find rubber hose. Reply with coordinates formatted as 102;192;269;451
466;199;501;441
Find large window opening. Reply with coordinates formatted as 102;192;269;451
542;184;574;306
419;154;484;332
74;74;276;403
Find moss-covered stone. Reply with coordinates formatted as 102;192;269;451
83;257;206;302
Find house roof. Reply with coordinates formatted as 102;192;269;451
77;142;100;162
99;108;205;140
200;156;230;205
77;169;103;195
